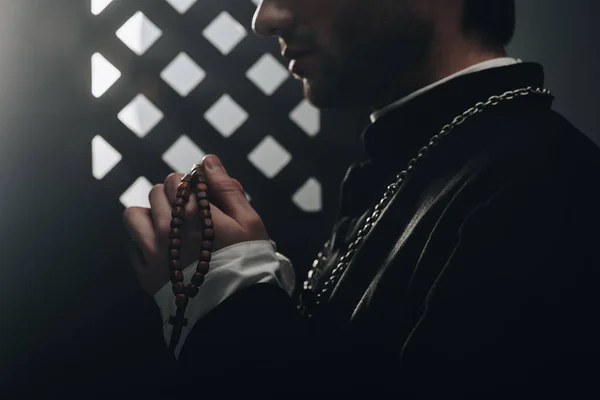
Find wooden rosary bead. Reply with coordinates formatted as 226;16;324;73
177;184;189;193
171;218;184;229
169;238;182;249
184;284;199;298
195;174;207;185
175;294;188;308
199;210;211;219
181;175;192;183
196;191;208;200
204;229;214;239
202;240;213;251
196;183;208;192
169;249;180;259
176;189;189;199
203;219;213;228
198;199;210;209
173;197;185;207
191;174;201;185
191;166;202;175
170;270;184;283
169;228;182;239
197;261;210;274
169;259;182;271
172;282;185;295
172;206;185;219
199;251;211;263
191;272;205;286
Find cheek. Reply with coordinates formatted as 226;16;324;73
312;27;355;77
314;1;363;55
326;10;377;63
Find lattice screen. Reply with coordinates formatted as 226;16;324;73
90;0;324;218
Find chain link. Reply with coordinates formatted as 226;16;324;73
299;86;552;317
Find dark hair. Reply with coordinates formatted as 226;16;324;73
462;0;516;48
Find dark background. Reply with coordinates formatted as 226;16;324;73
0;0;598;388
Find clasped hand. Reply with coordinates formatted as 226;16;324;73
123;155;269;295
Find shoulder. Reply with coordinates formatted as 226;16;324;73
443;107;600;244
470;106;600;199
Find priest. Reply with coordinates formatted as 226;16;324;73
124;0;600;396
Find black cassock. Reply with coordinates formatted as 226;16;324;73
154;63;600;397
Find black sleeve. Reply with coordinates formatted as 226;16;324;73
176;284;451;398
175;282;395;396
176;283;315;394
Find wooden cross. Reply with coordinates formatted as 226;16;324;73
168;308;188;352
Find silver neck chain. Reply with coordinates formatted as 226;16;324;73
299;86;552;318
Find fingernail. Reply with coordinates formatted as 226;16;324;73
203;155;221;170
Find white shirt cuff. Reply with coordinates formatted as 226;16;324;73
153;240;295;358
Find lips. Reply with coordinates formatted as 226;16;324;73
282;47;314;60
287;52;316;77
282;47;315;77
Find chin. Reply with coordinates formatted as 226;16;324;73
302;78;356;110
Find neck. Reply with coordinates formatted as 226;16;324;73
369;40;507;112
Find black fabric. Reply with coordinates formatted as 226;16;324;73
174;63;600;396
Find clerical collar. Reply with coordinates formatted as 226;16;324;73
370;57;523;123
361;61;548;167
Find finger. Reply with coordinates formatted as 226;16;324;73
231;178;244;195
149;184;172;245
207;201;228;224
181;192;204;236
123;207;159;264
164;173;204;235
164;173;185;203
202;154;256;222
204;202;231;251
127;239;147;274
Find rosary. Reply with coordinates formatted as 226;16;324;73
166;163;214;352
166;86;554;350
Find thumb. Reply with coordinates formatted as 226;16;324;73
231;178;244;194
202;155;255;222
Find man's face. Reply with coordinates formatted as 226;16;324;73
253;0;440;110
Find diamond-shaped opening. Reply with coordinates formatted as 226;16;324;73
292;178;322;212
120;177;153;208
246;53;289;96
92;135;122;180
118;94;164;138
91;52;121;98
165;0;197;14
162;135;206;172
160;52;206;97
204;94;248;138
116;11;163;56
290;100;321;137
91;0;114;15
202;11;247;55
247;136;292;179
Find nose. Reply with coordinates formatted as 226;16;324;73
252;0;295;37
